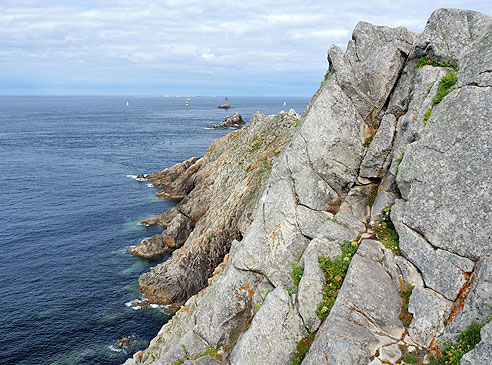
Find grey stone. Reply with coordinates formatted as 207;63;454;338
460;321;492;365
448;255;492;334
393;218;468;301
357;239;385;263
408;286;453;347
382;249;424;290
314;220;358;243
393;86;492;262
329;22;415;122
378;343;402;364
336;185;371;232
182;357;222;365
296;205;334;239
302;253;401;364
368;358;383;365
370;173;398;222
360;114;397;178
414;9;492;67
298;238;341;331
229;288;306;365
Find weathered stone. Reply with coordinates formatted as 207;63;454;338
448;255;492;334
208;113;245;129
329;22;415;122
393;86;492;262
360;114;397;178
229;288;306;365
182;357;222;365
460;321;492;365
130;213;194;258
378;343;401;364
382;249;424;290
392;218;468;301
314;220;358;243
336;185;371;232
302;253;403;364
357;239;384;262
370;173;398;222
298;238;341;331
408;286;453;347
296;205;333;239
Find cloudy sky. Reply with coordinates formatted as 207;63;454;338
0;1;490;96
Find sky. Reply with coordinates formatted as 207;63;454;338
0;1;490;96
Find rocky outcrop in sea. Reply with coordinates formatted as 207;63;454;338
125;8;492;365
207;113;246;129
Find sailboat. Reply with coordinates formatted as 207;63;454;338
126;101;129;107
283;101;286;106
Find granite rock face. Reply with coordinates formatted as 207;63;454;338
208;113;245;129
124;8;492;365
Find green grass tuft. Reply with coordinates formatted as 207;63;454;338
432;70;457;105
374;206;400;255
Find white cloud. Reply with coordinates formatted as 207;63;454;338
0;0;490;95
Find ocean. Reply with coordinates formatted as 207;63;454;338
0;96;309;365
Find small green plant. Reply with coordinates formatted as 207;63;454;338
433;322;483;364
367;185;378;207
294;119;300;128
395;147;405;176
416;57;458;71
402;352;420;364
488;315;492;322
292;263;304;288
399;283;414;327
316;240;359;321
427;81;435;94
423;107;432;123
290;332;315;365
432;70;457;105
363;135;374;147
374;206;400;255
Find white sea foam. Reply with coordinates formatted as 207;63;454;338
108;345;124;353
131;306;142;310
126;174;147;182
147;183;154;188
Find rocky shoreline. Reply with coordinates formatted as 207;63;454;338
124;8;492;365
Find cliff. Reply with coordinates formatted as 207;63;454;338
125;8;492;365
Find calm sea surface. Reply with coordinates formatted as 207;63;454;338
0;96;309;364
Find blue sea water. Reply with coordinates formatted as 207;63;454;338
0;96;309;365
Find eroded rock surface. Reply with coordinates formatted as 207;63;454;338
124;8;492;365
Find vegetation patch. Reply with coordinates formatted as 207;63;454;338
399;282;414;327
316;240;359;321
416;57;458;71
290;331;315;365
287;263;304;295
394;147;405;176
374;206;400;255
423;107;432;123
363;135;374;147
432;70;458;105
367;184;379;207
326;197;344;215
428;322;482;364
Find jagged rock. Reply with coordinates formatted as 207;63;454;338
130;213;194;258
460;321;492;365
303;250;402;364
382;249;424;290
370;173;398;222
447;255;492;334
328;22;415;124
314;220;358;242
298;238;342;331
408;286;453;347
183;357;222;365
378;343;401;364
229;288;306;364
392;219;469;301
138;110;299;305
359;114;397;178
336;185;372;232
147;157;201;200
392;26;492;264
296;205;334;239
357;239;384;262
208;113;245;129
